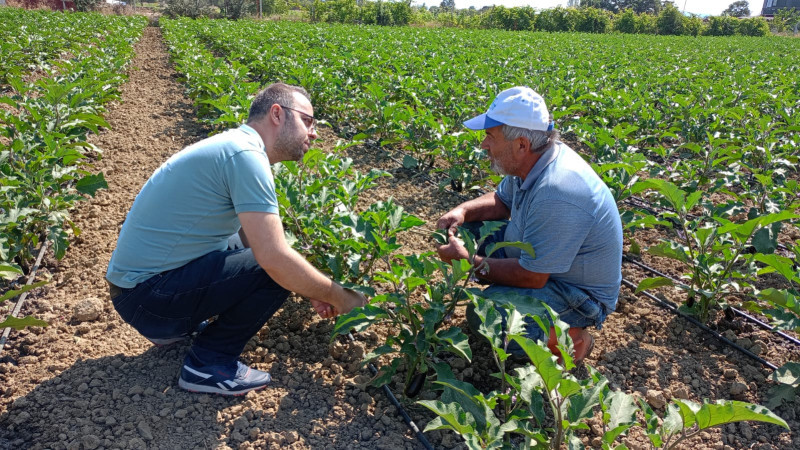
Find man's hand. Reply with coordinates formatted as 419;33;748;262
436;207;466;236
436;234;470;265
310;299;335;319
337;288;368;315
311;289;367;319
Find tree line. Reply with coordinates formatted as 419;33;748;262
148;0;797;36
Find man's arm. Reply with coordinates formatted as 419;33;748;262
238;211;366;315
437;235;549;289
237;227;251;248
473;255;549;289
437;192;511;234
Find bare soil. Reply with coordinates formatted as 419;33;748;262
1;25;799;450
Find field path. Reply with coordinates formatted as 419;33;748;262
0;20;798;450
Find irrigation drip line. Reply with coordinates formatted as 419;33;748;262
620;278;778;371
0;241;49;356
622;255;800;348
345;332;434;450
621;195;791;254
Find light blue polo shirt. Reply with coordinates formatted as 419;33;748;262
106;124;278;288
495;142;623;311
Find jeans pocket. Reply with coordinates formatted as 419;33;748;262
130;305;191;340
557;284;602;325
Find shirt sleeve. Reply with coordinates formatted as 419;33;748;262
222;150;279;215
518;199;594;274
495;176;515;209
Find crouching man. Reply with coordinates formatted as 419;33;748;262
435;86;622;363
106;83;366;395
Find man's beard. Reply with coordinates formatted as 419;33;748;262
490;158;509;176
273;119;305;161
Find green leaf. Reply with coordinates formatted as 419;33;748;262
417;400;477;436
76;173;108;196
759;288;800;318
368;358;401;387
0;314;48;330
647;242;689;264
694;400;789;430
362;344;395;363
635;277;674;294
485;241;535;259
753;254;797;284
0;280;49;304
568;378;607;423
605;390;639;429
330;305;388;339
661;402;691;438
402;154;418;169
752;226;779;254
685;190;704;211
771;362;800;388
766;383;798;410
0;264;23;282
509;335;562;392
436;327;472;361
632;179;685;212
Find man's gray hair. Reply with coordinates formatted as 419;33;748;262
247;83;310;123
501;124;560;154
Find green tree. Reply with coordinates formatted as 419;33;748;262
772;8;800;33
576;6;611;33
439;0;454;12
656;2;685;35
722;0;750;17
613;8;637;33
581;0;661;14
705;15;739;35
738;17;771;36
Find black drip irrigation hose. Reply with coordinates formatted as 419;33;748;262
621;195;792;254
620;278;778;371
346;332;434;450
622;255;800;348
0;242;49;356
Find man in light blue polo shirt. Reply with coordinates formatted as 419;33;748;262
436;86;622;363
106;83;366;395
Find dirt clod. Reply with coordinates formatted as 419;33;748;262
72;297;103;322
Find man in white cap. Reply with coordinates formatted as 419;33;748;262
435;86;622;363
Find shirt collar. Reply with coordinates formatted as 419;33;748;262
238;124;265;151
520;143;561;190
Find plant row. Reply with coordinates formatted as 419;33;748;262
0;7;123;87
159;18;794;447
0;10;148;330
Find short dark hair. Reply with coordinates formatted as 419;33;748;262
247;83;310;123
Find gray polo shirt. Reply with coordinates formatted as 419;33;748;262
495;142;623;311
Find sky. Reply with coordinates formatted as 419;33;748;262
415;1;764;17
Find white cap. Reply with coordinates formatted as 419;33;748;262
463;86;552;131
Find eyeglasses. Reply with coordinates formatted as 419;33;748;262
278;104;316;131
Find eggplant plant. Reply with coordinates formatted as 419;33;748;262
331;221;531;396
420;298;788;449
0;12;146;330
632;178;798;322
272;147;425;286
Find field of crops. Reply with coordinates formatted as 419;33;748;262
2;8;800;450
0;8;147;329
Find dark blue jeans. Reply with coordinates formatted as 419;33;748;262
110;247;289;366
